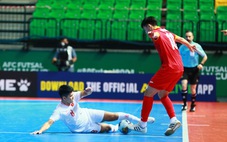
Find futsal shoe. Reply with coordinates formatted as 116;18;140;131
181;105;187;111
190;104;196;112
128;122;147;133
164;120;181;136
147;117;155;123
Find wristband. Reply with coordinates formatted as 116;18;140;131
200;63;204;66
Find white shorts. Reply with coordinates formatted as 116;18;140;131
83;108;105;133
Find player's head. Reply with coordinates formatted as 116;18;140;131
141;16;157;33
60;38;69;47
185;30;194;43
59;85;73;99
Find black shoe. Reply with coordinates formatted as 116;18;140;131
181;105;187;111
190;104;196;112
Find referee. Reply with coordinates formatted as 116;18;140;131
179;31;208;112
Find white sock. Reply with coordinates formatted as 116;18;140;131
109;124;119;132
139;121;147;128
170;117;177;123
117;112;140;122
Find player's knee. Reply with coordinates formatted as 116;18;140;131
101;125;111;133
111;113;119;120
103;112;118;121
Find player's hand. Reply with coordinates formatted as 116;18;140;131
197;64;203;70
85;87;92;96
221;30;227;36
53;60;61;66
189;44;196;52
30;130;42;135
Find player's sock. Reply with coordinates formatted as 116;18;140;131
161;96;175;119
191;94;196;105
109;124;119;132
141;96;153;122
170;116;177;123
117;112;140;122
181;90;188;106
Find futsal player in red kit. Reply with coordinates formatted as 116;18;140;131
129;16;196;136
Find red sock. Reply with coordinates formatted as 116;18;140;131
141;96;153;122
161;96;175;119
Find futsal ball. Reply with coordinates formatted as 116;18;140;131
118;119;132;134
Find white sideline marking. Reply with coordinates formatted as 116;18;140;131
182;111;189;142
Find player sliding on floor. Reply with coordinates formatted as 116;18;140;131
31;85;155;134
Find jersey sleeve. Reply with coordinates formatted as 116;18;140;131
68;46;77;58
72;49;77;58
53;50;59;58
195;44;206;57
73;91;81;102
49;109;60;122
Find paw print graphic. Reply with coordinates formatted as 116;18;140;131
17;79;31;92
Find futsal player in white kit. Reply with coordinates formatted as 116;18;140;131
31;85;155;134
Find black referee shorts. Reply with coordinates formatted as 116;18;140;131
182;66;200;84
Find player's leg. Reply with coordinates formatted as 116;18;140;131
181;68;190;111
181;79;188;111
85;122;117;133
161;72;183;136
128;86;158;133
86;109;118;133
102;112;155;124
99;123;118;133
158;90;181;136
140;86;158;124
190;84;197;112
189;67;199;112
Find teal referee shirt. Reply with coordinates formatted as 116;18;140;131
179;41;206;68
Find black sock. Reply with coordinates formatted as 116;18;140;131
191;94;196;106
181;90;188;106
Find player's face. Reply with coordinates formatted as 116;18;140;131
185;32;194;43
143;24;153;34
62;38;69;44
63;92;74;105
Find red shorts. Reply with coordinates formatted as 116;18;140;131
148;68;183;92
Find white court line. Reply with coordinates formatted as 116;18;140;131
0;102;59;105
182;111;189;142
0;132;29;134
0;131;182;139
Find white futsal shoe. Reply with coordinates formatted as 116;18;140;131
128;117;155;133
147;117;155;124
164;119;181;136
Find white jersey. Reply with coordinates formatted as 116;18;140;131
50;92;104;133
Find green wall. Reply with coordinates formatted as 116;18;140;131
0;49;226;98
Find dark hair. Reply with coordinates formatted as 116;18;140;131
60;37;67;41
141;16;157;28
58;85;73;98
185;30;193;34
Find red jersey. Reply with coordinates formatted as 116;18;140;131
150;28;183;72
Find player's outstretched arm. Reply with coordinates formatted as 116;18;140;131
80;87;93;98
31;119;54;135
221;30;227;36
175;36;196;52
